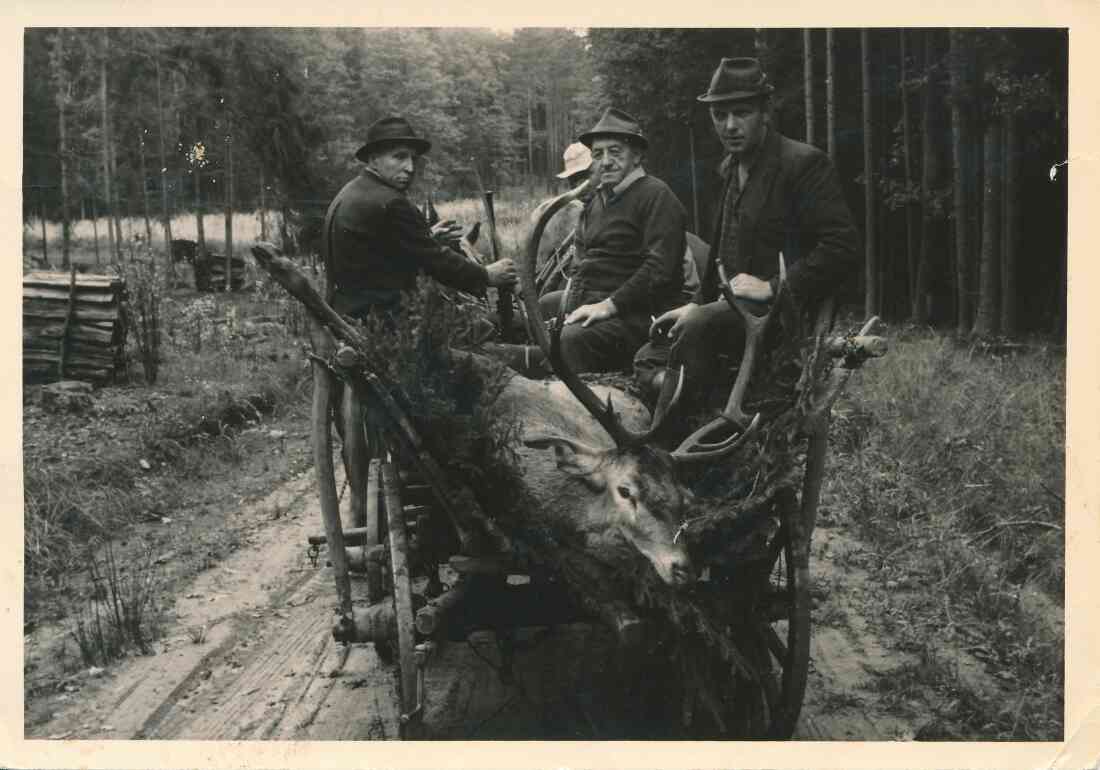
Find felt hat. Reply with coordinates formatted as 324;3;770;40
355;116;431;162
578;107;648;150
697;57;775;103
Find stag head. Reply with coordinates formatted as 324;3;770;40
525;435;694;585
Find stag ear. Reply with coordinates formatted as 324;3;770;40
465;221;481;246
524;435;606;484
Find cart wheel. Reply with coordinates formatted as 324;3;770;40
380;461;421;738
757;512;811;738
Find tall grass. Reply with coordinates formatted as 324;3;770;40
436;186;547;256
827;327;1064;738
24;184;557;268
23;210;276;267
830;328;1065;595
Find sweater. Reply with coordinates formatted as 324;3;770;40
573;173;687;316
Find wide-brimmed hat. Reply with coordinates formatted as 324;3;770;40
354;116;431;162
578;107;648;150
697;57;775;104
556;142;593;178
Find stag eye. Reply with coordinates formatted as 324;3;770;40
616;485;634;501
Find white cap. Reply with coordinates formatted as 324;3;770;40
556;142;593;179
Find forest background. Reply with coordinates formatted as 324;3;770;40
22;26;1067;335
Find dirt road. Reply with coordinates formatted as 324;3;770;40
25;462;999;741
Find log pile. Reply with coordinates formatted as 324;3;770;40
193;254;249;292
23;270;129;384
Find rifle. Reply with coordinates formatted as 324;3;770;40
470;158;514;342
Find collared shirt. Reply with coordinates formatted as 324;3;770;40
598;166;647;204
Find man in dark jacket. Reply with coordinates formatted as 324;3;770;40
637;57;859;400
539;107;687;373
324;116;516;533
324;115;516;320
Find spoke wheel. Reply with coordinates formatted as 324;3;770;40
758;507;811;738
380;461;421;738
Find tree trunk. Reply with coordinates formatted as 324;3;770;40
224;122;235;292
913;30;937;324
900;29;918;319
99;29;116;262
52;28;71;269
126;182;136;262
803;29;815;146
1000;107;1018;337
861;29;877;318
195;171;206;257
138;129;153;252
155;56;174;277
972;115;1000;337
111;142;124;262
826;29;836;160
39;192;49;266
526;88;534;194
259;168;268;241
754;28;770;72
91;165;101;264
949;29;971;335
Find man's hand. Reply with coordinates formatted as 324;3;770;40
430;219;464;243
729;273;774;302
565;299;617;327
485;258;517;288
650;302;699;342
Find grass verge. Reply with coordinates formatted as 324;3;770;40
827;326;1064;739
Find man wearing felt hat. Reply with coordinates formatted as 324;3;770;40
640;57;859;404
539;107;688;373
323;115;517;320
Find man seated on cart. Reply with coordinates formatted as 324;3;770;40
538;141;705;309
324;115;517;321
636;57;860;407
537;107;689;374
534;142;592;285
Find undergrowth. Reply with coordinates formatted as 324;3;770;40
827;326;1065;739
24;277;313;611
70;540;165;666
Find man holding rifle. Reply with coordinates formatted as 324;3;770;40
324;115;517;321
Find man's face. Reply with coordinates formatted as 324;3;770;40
709;99;767;158
367;143;419;191
590;138;642;189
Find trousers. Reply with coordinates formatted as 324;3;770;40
538;288;651;374
632;300;753;406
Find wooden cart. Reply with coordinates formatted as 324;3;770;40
251;201;885;738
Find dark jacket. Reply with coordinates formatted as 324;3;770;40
324;170;488;319
694;129;859;308
574;173;687;317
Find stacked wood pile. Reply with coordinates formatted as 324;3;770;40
23;270;129;384
194;254;249;292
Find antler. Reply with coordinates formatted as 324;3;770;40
518;180;683;447
670;254;786;463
